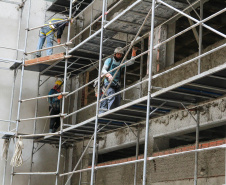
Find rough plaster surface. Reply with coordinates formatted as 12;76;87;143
0;1;68;184
88;149;225;185
95;95;226;155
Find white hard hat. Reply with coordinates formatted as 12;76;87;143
114;47;124;54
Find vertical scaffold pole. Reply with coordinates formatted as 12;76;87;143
79;137;85;185
142;0;155;185
2;69;18;185
134;126;140;185
90;0;106;184
4;2;23;184
139;39;144;98
123;34;128;100
225;147;226;185
55;0;73;184
28;74;41;185
198;0;203;74
16;1;23;60
194;109;200;185
10;0;31;184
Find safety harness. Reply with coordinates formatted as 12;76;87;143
40;18;64;36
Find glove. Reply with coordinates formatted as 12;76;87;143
57;95;63;100
106;73;113;81
57;38;61;44
132;47;139;57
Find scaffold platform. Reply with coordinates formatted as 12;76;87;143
9;0;196;77
34;63;226;146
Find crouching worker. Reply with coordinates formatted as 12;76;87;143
48;80;63;133
99;47;138;114
36;18;70;58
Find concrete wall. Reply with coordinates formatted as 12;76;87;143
0;1;69;184
93;140;226;185
72;138;226;185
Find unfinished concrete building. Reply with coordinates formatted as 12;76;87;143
0;0;226;184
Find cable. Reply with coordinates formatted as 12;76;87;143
10;137;23;167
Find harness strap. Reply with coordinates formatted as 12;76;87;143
40;29;53;36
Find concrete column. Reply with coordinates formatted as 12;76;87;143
166;22;176;67
151;25;167;75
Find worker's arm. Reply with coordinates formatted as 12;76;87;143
56;23;66;43
122;47;138;68
101;58;113;81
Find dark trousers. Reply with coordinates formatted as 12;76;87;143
99;85;121;114
49;107;60;130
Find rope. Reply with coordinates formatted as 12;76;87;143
10;137;24;167
72;0;84;17
1;139;10;161
42;108;52;133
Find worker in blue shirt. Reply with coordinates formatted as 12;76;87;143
36;18;69;57
99;47;138;113
48;80;63;133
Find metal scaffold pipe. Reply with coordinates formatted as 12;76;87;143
28;74;40;185
90;0;106;183
143;0;156;184
55;0;73;184
27;19;70;31
19;114;64;122
2;1;23;182
153;43;226;80
10;0;32;184
157;0;226;39
70;0;124;43
198;0;203;74
60;144;226;177
21;92;69;103
0;119;16;123
154;8;226;50
26;42;73;55
69;0;142;54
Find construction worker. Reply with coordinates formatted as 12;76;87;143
36;18;70;58
99;47;138;113
48;80;63;133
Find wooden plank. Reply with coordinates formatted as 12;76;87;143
25;53;65;66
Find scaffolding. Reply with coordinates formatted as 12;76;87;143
0;0;226;184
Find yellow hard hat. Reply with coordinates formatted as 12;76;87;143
55;80;63;86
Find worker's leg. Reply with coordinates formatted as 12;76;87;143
113;87;121;108
36;28;46;57
49;108;55;132
99;93;108;114
46;31;54;56
107;87;117;110
49;107;59;133
54;116;61;131
49;118;56;131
